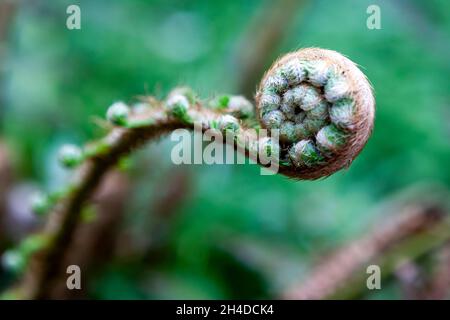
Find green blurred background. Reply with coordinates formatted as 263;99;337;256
0;0;449;299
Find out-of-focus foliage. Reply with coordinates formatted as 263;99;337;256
0;0;449;299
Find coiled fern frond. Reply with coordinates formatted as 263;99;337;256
257;48;375;179
5;48;375;299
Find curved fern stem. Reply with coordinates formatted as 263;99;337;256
9;48;375;299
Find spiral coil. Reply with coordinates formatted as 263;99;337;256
256;48;375;179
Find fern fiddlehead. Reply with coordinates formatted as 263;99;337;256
257;48;375;179
7;48;375;299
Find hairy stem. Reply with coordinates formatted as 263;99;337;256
23;120;183;298
7;47;376;299
17;94;273;299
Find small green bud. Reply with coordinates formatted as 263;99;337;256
2;234;49;273
217;95;230;109
299;85;321;111
316;124;348;155
289;140;324;167
305;60;331;87
329;98;355;130
262;110;285;129
283;86;304;107
258;137;280;160
227;96;253;118
259;92;280;116
106;101;130;126
279;121;296;142
280;60;306;85
264;73;288;94
58;144;83;168
166;94;190;121
1;250;25;273
30;192;51;215
324;73;350;102
218;115;240;132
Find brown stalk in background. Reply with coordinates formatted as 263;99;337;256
235;0;307;97
283;201;450;299
424;242;450;299
0;141;14;245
